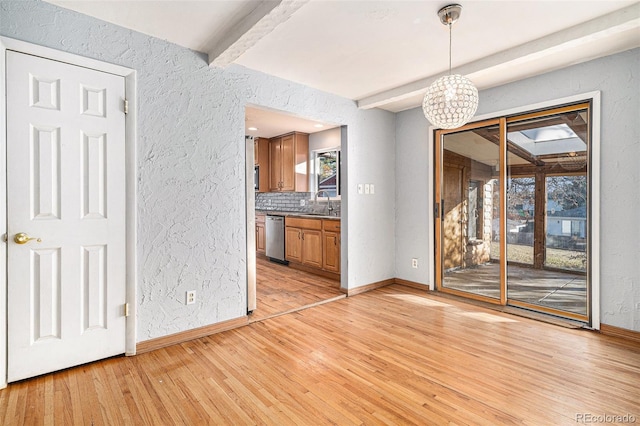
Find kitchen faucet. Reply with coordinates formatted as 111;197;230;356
316;191;334;215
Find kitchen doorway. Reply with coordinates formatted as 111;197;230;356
434;101;597;325
244;106;346;320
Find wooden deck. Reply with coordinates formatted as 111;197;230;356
1;284;638;425
444;262;587;315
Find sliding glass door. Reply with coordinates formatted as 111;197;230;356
435;103;591;322
505;106;589;319
436;119;504;304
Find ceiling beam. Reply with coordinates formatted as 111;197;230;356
357;3;640;110
208;0;310;68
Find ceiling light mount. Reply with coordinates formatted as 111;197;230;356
422;3;478;129
437;4;462;26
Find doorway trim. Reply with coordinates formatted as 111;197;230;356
428;91;601;329
0;37;138;388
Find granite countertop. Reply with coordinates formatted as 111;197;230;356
256;210;340;220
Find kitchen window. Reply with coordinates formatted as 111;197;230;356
313;149;340;197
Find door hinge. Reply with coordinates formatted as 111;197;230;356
124;303;130;317
124;99;129;115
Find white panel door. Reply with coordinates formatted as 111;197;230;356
6;51;126;382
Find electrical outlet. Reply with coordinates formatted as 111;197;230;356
412;258;418;268
186;290;196;305
300;199;306;206
636;302;640;310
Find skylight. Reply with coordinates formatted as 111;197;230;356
521;124;577;142
508;123;586;157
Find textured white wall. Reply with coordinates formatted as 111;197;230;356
395;48;640;331
395;107;431;285
309;127;341;152
0;0;396;341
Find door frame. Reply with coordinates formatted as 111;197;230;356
0;37;138;388
428;91;601;329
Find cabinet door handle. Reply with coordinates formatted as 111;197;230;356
334;236;337;245
301;231;304;240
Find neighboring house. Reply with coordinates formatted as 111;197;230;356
547;206;587;234
318;173;337;197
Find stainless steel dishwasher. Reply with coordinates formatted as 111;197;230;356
265;215;287;263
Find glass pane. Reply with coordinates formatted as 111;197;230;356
441;125;500;300
317;150;339;197
506;108;589;317
545;175;587;272
507;176;535;265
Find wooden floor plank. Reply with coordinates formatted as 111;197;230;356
252;256;344;321
1;284;639;424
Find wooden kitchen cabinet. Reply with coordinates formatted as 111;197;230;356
254;140;258;165
323;220;341;273
255;137;269;192
301;229;323;268
269;132;309;192
285;227;302;262
256;214;266;254
285;217;322;267
285;216;340;277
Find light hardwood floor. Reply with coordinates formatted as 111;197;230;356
252;256;345;321
1;284;639;425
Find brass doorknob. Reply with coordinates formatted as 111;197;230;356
14;232;41;244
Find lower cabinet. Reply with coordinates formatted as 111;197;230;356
285;216;340;276
256;214;266;255
301;229;323;268
285;227;302;262
285;217;323;268
323;220;341;273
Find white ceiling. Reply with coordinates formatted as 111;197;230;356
46;0;640;131
245;106;339;138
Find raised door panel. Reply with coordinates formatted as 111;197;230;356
256;223;266;254
285;227;302;262
269;138;282;191
323;231;340;273
302;229;323;268
280;134;295;191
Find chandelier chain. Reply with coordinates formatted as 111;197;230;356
449;22;452;75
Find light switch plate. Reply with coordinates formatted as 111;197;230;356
364;184;370;194
357;184;363;194
370;183;375;194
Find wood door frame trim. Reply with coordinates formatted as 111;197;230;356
0;37;138;389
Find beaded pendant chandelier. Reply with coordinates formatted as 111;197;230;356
422;4;478;129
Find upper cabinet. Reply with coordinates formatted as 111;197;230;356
269;132;309;192
255;137;269;192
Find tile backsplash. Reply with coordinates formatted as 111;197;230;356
256;192;340;216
